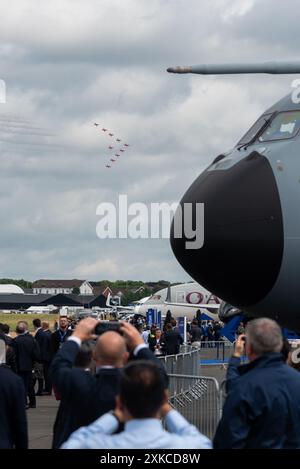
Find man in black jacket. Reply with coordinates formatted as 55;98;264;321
189;319;202;347
50;318;164;448
214;318;300;449
13;321;40;409
0;334;28;448
35;321;52;394
163;323;183;355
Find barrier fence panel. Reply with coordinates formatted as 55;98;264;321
158;342;237;373
158;347;227;439
158;348;201;376
167;374;221;440
198;341;234;363
157;343;248;439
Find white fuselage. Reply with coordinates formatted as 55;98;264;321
134;282;220;320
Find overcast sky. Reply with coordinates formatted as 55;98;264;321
0;0;299;282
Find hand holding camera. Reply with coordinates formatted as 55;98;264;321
72;317;99;342
233;334;246;358
94;321;122;336
119;321;144;351
72;317;144;353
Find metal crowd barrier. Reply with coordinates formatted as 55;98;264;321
158;347;201;376
198;340;233;363
158;341;236;373
167;374;221;439
157;345;229;439
157;342;249;439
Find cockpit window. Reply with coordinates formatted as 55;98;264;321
259;111;300;142
237;113;273;145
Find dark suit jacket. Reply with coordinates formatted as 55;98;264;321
0;365;28;448
49;340;161;448
164;330;183;355
148;333;157;352
50;329;72;357
13;333;40;372
35;329;52;362
0;332;17;373
4;334;13;346
6;346;17;373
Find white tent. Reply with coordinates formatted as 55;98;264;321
26;305;57;314
0;284;24;294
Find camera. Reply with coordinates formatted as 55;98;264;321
94;321;122;336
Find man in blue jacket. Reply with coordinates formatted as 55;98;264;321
214;317;300;449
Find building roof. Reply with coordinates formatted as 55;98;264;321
69;294;107;307
0;294;53;309
32;279;85;289
0;284;25;294
40;294;83;307
69;294;97;306
89;294;107;308
90;286;102;296
0;292;107;310
101;286;112;298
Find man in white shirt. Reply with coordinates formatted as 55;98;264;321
62;360;211;449
141;326;150;345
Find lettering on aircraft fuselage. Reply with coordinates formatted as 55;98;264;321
186;291;220;304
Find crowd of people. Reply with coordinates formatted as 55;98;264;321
138;321;183;356
1;314;300;449
133;315;224;355
0;317;72;410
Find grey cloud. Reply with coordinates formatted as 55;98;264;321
225;0;300;54
0;0;297;281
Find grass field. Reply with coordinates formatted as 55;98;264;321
0;313;58;333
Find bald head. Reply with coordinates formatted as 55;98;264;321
94;331;129;368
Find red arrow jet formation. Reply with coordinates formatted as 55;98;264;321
93;123;131;168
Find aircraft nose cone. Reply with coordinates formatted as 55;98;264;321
170;152;284;308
